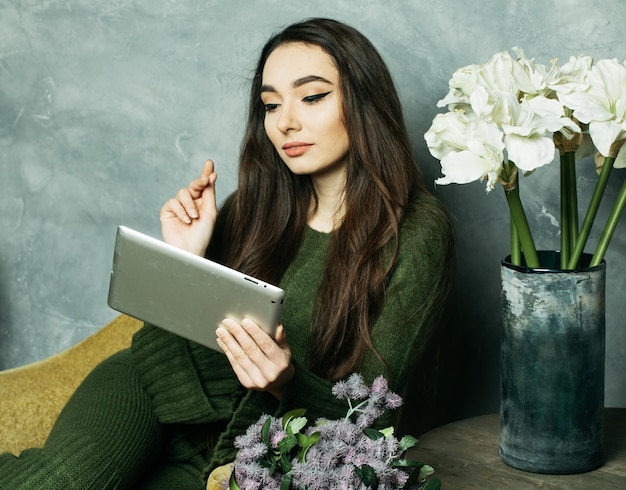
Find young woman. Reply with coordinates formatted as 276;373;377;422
0;18;454;489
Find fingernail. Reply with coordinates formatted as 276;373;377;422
216;326;227;337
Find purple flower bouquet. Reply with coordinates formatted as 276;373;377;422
227;374;441;490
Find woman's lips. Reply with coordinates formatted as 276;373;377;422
283;142;313;157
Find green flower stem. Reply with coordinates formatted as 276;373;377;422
590;175;626;267
504;184;539;268
560;154;571;268
567;156;616;270
510;211;521;266
567;153;579;245
560;151;579;269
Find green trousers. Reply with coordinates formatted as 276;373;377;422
0;350;213;489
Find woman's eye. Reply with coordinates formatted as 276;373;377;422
303;91;331;104
264;103;279;112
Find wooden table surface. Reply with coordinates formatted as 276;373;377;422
408;408;626;489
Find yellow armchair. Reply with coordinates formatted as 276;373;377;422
0;314;229;489
0;315;142;455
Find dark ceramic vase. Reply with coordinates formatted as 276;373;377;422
499;251;606;474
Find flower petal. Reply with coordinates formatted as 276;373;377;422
589;120;626;156
435;150;494;189
437;63;482;108
558;58;626;126
549;55;593;95
505;133;556;171
425;112;470;159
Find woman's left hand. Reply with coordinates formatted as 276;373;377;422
216;319;294;400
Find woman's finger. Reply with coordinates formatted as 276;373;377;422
216;333;266;388
216;318;293;398
188;160;215;196
219;319;264;360
160;197;192;224
218;339;257;386
175;188;200;219
239;319;283;358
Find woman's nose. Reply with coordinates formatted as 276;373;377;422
276;102;301;133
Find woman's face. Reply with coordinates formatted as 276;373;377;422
261;42;349;180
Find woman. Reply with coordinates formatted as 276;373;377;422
0;18;453;488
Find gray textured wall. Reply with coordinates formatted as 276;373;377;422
1;0;625;423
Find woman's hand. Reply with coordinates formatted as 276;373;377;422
160;160;218;256
216;319;295;400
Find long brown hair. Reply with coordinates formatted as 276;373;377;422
223;18;429;380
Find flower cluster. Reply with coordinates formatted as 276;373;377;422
227;374;440;490
425;48;626;270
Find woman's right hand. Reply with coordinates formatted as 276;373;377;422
160;160;218;256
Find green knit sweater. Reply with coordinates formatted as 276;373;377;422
132;190;453;481
0;192;453;489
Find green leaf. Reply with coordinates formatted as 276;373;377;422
261;417;272;446
355;464;379;488
279;472;292;490
391;458;423;469
278;434;298;453
287;416;308;435
282;408;307;429
379;426;395;438
421;477;442;490
268;458;277;476
279;453;292;474
398;435;418;452
228;470;240;490
296;431;321;462
363;427;384;440
418;464;435;479
403;461;429;487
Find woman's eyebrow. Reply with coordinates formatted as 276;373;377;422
261;75;334;93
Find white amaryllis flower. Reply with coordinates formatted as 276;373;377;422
428;49;582;192
500;95;580;171
548;55;594;160
436;62;482;111
473;50;521;95
438;49;553;112
424;111;472;160
548;55;593;96
425;110;505;191
509;47;553;97
437;51;523;111
557;58;626;167
468;84;516;123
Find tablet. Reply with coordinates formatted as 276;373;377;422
107;226;285;351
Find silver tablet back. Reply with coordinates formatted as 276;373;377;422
107;226;284;351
